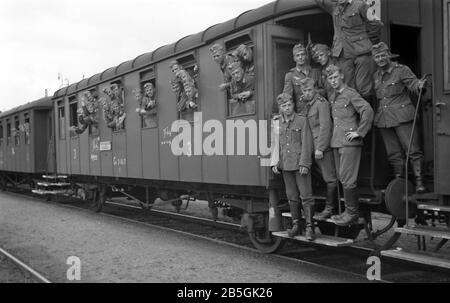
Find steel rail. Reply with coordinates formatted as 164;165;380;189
0;247;51;283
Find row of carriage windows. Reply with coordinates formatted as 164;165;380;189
0;114;31;147
58;34;255;139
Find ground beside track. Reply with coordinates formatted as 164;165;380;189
0;192;366;283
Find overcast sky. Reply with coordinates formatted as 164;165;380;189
0;0;272;112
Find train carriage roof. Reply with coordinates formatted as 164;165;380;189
0;97;53;119
53;0;316;99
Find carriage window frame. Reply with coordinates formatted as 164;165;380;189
139;67;158;130
0;120;3;147
444;0;450;91
109;79;126;133
223;31;257;119
173;53;200;121
24;112;30;145
6;119;11;145
57;100;66;140
68;96;78;138
14;115;20;146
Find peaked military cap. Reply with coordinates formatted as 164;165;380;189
292;43;306;55
300;77;315;89
209;44;224;54
371;42;390;55
277;93;293;105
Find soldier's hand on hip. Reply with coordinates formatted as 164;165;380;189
315;150;324;160
272;166;280;174
299;167;309;175
345;131;360;142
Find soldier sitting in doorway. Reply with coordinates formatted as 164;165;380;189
283;43;315;114
299;78;339;221
371;42;427;193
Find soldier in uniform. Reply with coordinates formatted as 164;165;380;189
209;44;235;91
228;62;254;103
326;64;374;226
372;42;427;193
232;44;254;77
283;43;315;114
314;0;382;100
299;78;339;221
311;44;336;99
271;93;315;240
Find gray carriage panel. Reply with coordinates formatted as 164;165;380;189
197;43;228;185
79;128;90;175
141;128;160;180
89;135;101;176
70;136;81;174
156;61;179;182
123;72;143;179
112;131;127;178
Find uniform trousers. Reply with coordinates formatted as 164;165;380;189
378;122;423;174
313;149;338;184
282;170;314;207
337;54;374;98
333;146;362;189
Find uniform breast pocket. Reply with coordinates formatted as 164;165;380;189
344;12;363;27
291;128;302;148
385;82;404;97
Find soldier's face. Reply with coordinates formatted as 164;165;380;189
327;71;344;89
171;64;181;74
374;51;390;68
280;101;294;116
302;86;315;101
231;68;244;82
316;51;330;66
212;52;224;64
145;85;154;97
294;51;306;65
242;48;252;61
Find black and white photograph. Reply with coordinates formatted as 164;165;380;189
1;0;450;287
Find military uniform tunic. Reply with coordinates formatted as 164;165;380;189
329;86;374;189
305;93;338;184
283;66;315;113
373;62;424;173
273;113;314;205
315;0;376;97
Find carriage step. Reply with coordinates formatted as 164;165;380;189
396;226;450;240
381;249;450;270
42;175;68;180
32;189;73;195
272;231;353;247
282;213;365;225
37;182;71;187
418;204;450;213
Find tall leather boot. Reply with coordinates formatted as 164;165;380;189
304;204;315;241
287;201;300;237
314;182;337;221
412;159;427;194
393;165;405;179
333;188;359;226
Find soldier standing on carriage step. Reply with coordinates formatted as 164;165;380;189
298;78;339;222
283;43;316;114
371;42;427;193
271;93;315;240
314;0;383;101
325;64;374;226
311;44;336;99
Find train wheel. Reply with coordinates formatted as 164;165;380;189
385;178;416;220
248;213;285;254
317;221;361;239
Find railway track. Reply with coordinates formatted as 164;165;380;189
4;189;450;282
0;247;51;283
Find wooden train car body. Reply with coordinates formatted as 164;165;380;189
0;97;54;176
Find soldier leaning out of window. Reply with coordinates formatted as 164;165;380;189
209;44;235;92
271;93;315;241
228;61;254;103
371;42;427;193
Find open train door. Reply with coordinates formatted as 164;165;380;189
245;25;304;254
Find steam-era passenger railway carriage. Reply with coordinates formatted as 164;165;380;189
1;0;450;268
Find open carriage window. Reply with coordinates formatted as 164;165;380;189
224;33;255;117
69;96;78;137
14;116;20;146
0;121;3;147
24;113;30;145
57;100;65;140
6;119;11;145
137;67;157;129
101;79;126;132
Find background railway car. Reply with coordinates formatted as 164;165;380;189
0;97;54;188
